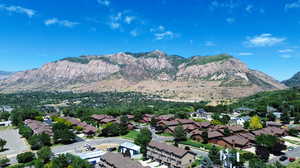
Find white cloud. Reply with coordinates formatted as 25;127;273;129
110;22;120;29
210;0;240;10
278;49;294;53
150;25;165;32
204;41;216;47
130;29;138;37
226;17;235;24
280;54;292;59
44;18;79;28
239;52;253;56
0;4;36;17
155;31;174;40
124;16;135;24
285;0;300;10
97;0;110;7
245;5;253;13
245;34;286;47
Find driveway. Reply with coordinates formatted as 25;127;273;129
0;128;30;156
0;128;30;165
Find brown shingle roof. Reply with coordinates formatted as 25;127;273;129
101;152;145;168
227;125;245;133
148;141;195;158
223;135;249;146
239;132;255;141
91;114;114;121
208;131;223;139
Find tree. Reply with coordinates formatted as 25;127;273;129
101;122;121;137
50;153;92;168
17;152;36;163
173;126;186;146
0;157;10;167
294;113;300;124
53;128;76;144
288;128;299;137
150;117;158;128
37;146;53;163
134;128;152;159
255;146;270;162
201;131;208;144
249;115;263;130
249;158;268;168
0;111;10;121
0;138;7;152
223;127;231;136
212;113;221;120
266;113;276;121
18;125;33;139
28;133;51;150
280;112;290;124
221;115;231;124
10;108;40;126
208;145;220;165
119;115;129;135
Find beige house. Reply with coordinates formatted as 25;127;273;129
147;141;196;168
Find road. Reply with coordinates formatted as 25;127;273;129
4;127;208;165
269;147;300;166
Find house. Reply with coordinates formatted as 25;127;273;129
119;142;141;158
176;119;195;125
0;105;13;112
99;152;146;168
190;130;204;141
75;150;106;165
238;132;256;142
189;108;208;118
24;119;53;136
0;120;12;127
193;121;211;129
227;125;246;134
158;120;179;128
157;114;175;121
139;114;155;123
233;107;255;114
207;131;224;144
230;116;250;126
147;141;196;168
266;121;282;127
91;114;114;123
218;135;250;149
63;117;97;135
252;127;286;137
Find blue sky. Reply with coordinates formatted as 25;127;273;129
0;0;300;81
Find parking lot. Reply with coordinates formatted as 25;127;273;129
0;128;30;157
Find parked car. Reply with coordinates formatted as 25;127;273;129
287;146;295;151
279;155;288;161
289;157;296;162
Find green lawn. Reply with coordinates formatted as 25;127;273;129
287;159;300;168
180;139;223;151
122;130;139;140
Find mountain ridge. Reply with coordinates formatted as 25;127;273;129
0;50;287;102
282;72;300;87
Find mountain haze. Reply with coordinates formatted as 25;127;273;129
0;50;287;102
282;72;300;87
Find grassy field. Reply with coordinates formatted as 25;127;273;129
122;130;139;140
180;139;223;151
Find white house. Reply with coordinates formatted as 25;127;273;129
75;150;106;165
0;120;12;127
230;116;250;126
119;142;140;158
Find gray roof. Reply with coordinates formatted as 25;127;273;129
101;152;145;168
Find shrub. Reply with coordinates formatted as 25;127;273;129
16;152;36;163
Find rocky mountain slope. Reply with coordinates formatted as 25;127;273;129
0;50;287;102
0;71;13;80
282;72;300;87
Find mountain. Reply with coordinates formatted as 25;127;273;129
282;72;300;87
0;50;287;102
0;71;13;80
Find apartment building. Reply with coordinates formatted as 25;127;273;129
147;141;196;168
